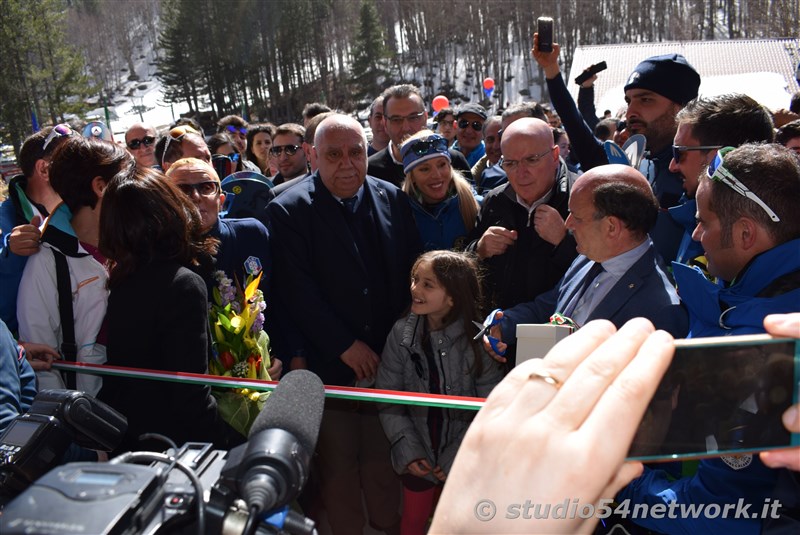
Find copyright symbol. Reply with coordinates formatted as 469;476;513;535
474;499;496;521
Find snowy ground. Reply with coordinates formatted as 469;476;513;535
89;43;192;138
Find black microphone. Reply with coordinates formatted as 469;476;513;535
219;369;325;516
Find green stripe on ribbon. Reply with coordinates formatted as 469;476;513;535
52;362;485;411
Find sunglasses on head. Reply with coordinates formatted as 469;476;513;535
126;135;156;150
43;124;74;152
226;125;247;136
457;119;483;131
408;136;449;157
270;144;301;156
177;181;220;198
671;144;722;163
707;147;780;223
162;125;200;167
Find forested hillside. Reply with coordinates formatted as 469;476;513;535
1;0;797;150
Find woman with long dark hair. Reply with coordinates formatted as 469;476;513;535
246;123;277;176
98;167;241;453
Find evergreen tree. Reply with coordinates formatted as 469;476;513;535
0;0;91;153
156;0;203;113
350;0;389;101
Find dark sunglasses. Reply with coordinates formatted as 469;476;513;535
226;125;248;136
671;144;722;163
177;181;220;197
457;119;483;131
270;144;301;156
126;135;156;150
409;136;449;156
43;124;74;152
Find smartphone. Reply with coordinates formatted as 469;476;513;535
536;17;553;53
575;61;608;85
627;334;800;462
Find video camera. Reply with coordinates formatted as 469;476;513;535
0;388;127;498
0;370;325;535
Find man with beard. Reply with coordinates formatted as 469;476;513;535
532;37;700;211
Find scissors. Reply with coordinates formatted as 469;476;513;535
473;308;506;356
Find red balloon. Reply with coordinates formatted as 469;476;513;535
432;95;449;112
483;77;495;90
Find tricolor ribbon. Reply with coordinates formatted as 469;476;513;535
549;313;577;330
52;361;485;411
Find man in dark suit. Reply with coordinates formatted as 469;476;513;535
485;164;688;361
466;118;579;319
368;84;471;187
265;115;421;535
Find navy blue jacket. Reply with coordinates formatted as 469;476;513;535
501;242;688;339
265;173;422;385
208;218;270;295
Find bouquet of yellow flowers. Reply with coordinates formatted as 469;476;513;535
208;269;271;436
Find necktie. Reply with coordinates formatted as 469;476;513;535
342;196;357;213
563;261;604;318
576;261;604;301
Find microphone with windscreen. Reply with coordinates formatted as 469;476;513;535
216;369;325;517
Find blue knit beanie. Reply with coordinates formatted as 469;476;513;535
624;54;700;106
400;134;451;174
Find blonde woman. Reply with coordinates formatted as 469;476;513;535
400;130;479;250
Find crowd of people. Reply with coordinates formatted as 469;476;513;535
1;31;800;535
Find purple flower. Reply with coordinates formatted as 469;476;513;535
214;270;237;307
252;312;265;334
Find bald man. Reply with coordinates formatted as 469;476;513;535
124;122;158;168
466;118;579;319
486;164;688;361
264;115;421;535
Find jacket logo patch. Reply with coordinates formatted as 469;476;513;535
244;256;262;276
721;453;752;470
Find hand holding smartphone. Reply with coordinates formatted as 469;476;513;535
575;61;608;85
628;334;800;462
536;17;553;53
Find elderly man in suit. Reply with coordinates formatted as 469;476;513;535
486;164;688;360
265;115;421;535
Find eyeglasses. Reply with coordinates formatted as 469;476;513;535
707;147;780;223
500;147;554;172
408;136;449;156
386;112;425;126
177;181;221;198
43;124;74;152
162;125;200;167
457;119;484;131
225;125;247;136
270;144;301;157
671;145;723;163
126;135;156;150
